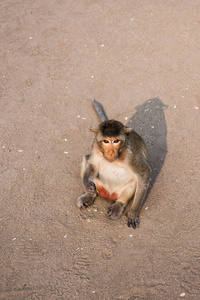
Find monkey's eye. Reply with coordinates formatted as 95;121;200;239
102;140;110;144
113;139;120;144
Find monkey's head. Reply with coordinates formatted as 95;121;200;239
91;120;132;162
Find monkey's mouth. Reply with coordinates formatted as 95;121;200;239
104;155;118;162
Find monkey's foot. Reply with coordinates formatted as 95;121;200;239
127;216;140;229
107;201;125;219
77;193;96;208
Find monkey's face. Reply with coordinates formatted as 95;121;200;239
91;120;131;162
100;137;123;162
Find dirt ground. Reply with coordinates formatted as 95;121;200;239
0;0;200;299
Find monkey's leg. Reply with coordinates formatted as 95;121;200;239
126;178;148;229
107;182;136;220
77;157;98;208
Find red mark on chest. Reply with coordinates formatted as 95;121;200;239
97;186;118;201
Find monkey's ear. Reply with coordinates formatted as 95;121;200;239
90;127;98;133
125;128;132;133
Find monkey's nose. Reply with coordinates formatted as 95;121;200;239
108;149;114;156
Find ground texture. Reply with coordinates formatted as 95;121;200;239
0;0;200;299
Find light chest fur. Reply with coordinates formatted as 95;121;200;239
89;149;135;194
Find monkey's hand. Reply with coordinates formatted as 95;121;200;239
127;215;140;229
77;193;96;208
85;180;96;195
77;181;97;208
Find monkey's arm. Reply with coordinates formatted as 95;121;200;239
125;155;151;228
82;163;98;195
124;134;151;228
126;176;149;228
77;162;98;208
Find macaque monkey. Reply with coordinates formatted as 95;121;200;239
77;100;151;229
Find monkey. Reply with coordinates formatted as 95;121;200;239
77;100;151;229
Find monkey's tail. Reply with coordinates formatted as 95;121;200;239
93;100;109;121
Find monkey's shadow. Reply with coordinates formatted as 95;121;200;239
127;98;168;203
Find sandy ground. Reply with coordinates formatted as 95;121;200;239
0;0;200;299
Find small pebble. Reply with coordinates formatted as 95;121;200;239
180;292;186;297
194;107;198;110
86;216;92;222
